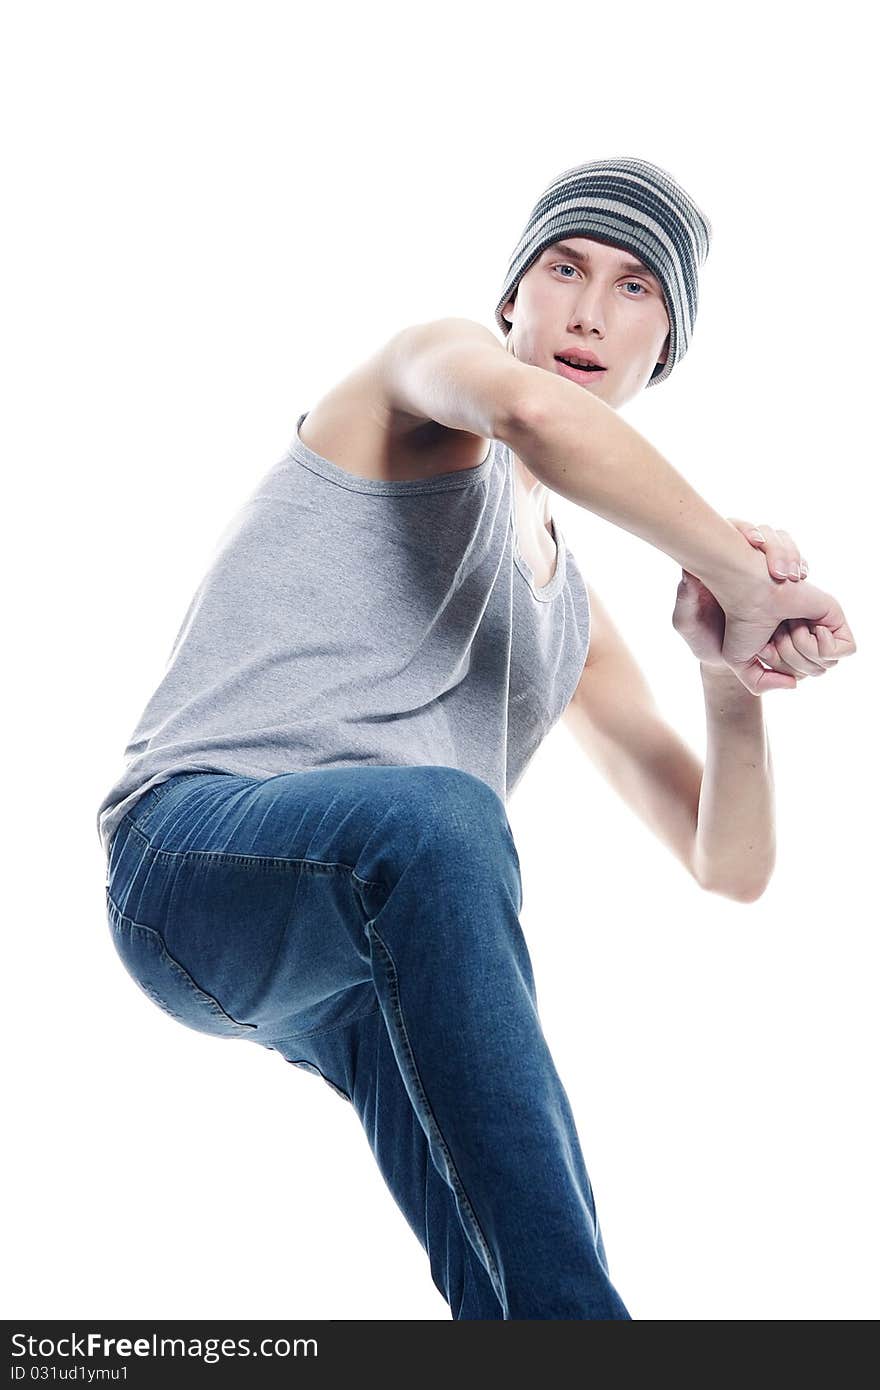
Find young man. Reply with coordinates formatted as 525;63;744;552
98;158;854;1320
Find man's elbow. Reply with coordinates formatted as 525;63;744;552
691;841;775;904
502;369;551;447
698;872;773;904
378;318;531;443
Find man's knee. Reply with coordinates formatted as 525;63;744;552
351;764;520;909
390;765;512;854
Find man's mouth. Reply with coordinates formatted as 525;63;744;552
554;355;607;375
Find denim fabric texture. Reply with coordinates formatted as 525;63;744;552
105;766;631;1320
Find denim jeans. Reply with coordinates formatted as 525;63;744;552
104;765;631;1320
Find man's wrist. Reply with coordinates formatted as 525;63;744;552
701;659;741;680
697;531;776;614
700;660;761;702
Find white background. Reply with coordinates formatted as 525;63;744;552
4;0;876;1322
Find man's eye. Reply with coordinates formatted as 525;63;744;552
553;264;649;296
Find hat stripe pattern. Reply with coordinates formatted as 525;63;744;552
495;157;712;388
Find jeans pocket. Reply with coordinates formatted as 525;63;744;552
106;889;257;1040
129;772;209;835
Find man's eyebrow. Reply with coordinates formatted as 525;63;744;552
545;240;659;280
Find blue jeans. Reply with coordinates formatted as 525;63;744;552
105;766;631;1320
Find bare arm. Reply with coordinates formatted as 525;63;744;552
564;584;775;901
377;317;530;440
377;318;856;690
505;370;765;608
379;319;763;600
510;371;855;687
693;664;775;899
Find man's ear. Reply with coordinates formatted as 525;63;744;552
657;332;670;367
501;293;515;328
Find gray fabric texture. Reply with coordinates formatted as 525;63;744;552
96;412;592;858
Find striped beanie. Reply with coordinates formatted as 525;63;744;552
494;156;712;388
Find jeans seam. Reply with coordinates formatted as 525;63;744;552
275;1003;382;1043
365;918;505;1309
106;890;258;1032
121;819;387;887
274;1008;385;1103
283;1059;351;1102
129;775;200;833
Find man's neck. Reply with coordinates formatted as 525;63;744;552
512;452;553;529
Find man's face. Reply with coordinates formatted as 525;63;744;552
501;235;670;408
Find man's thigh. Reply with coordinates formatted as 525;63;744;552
105;764;497;1043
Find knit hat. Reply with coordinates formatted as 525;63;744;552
494;156;712;388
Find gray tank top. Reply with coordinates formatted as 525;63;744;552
96;411;592;857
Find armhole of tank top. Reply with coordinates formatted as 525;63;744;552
287;413;499;495
507;445;570;604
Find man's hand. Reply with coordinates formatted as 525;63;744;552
690;517;857;695
675;518;844;691
721;575;856;694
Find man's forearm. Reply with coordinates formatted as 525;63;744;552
501;369;765;606
692;664;776;899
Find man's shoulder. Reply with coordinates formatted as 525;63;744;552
297;339;494;484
